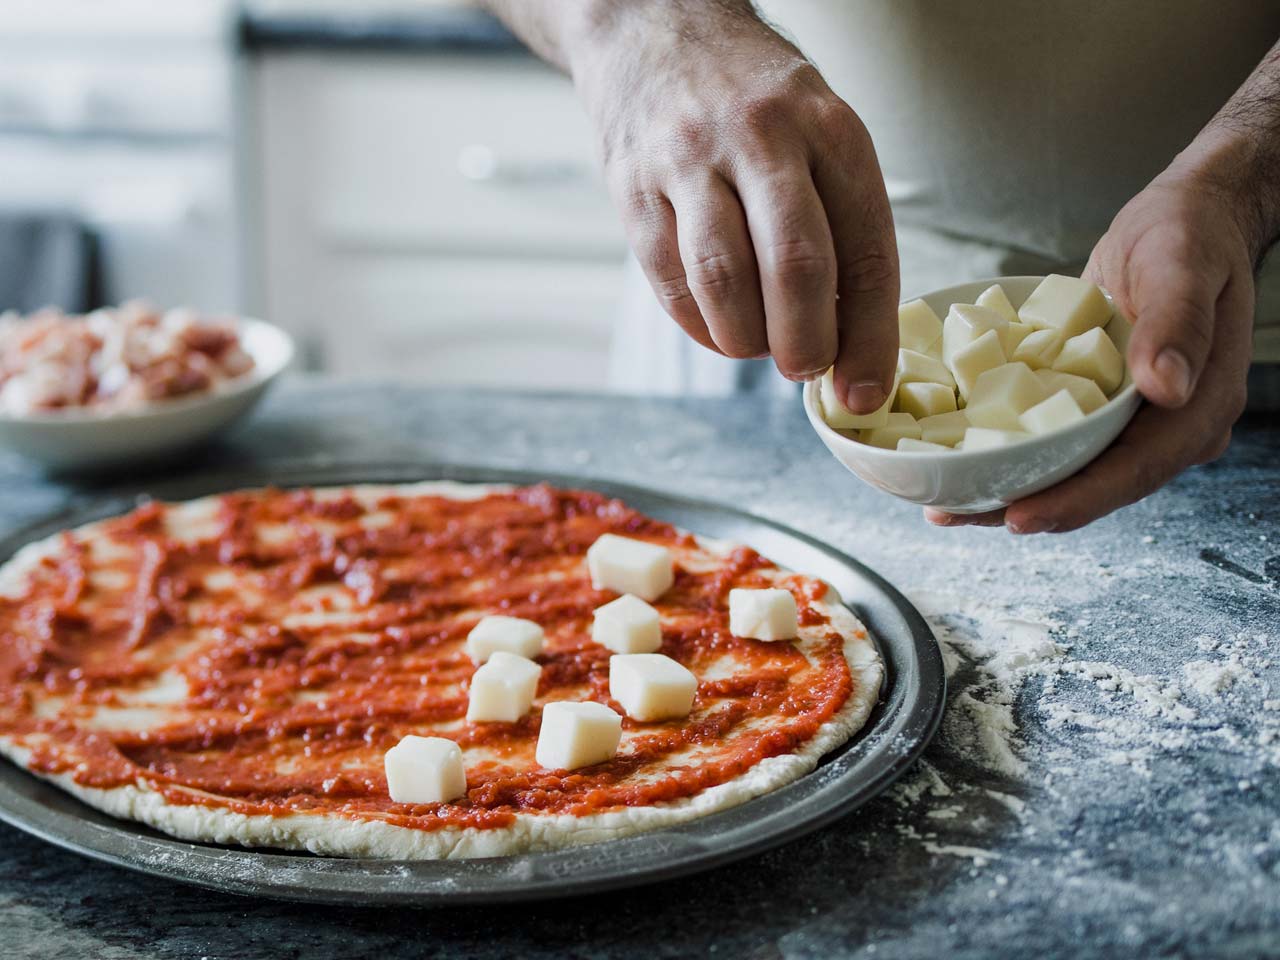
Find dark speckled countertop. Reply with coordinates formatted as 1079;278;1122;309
238;3;521;52
1;381;1277;960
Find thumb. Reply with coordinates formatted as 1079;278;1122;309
1121;246;1222;409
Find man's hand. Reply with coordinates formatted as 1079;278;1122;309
486;0;900;413
927;172;1255;534
927;39;1280;535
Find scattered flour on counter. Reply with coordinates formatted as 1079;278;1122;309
1183;658;1247;697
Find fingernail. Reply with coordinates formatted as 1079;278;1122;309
1008;517;1056;535
846;381;887;414
1154;348;1193;404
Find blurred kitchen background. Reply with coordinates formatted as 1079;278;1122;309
0;0;627;391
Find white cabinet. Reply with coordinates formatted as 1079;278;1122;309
249;51;626;389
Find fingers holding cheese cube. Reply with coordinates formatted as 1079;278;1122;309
818;368;898;430
728;587;798;642
384;735;468;804
1052;327;1125;395
535;701;623;771
466;616;545;665
592;593;662;654
467;651;542;723
609;654;697;722
587;534;674;602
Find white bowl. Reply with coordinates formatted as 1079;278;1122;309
0;318;294;472
803;276;1141;514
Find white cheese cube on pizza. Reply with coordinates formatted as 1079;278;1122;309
975;284;1020;325
466;651;542;723
897;348;956;389
897;298;943;354
1052;327;1125;394
897;437;951;452
860;412;921;450
609;653;697;721
1034;369;1108;414
466;615;545;664
1019;388;1086;435
1011;328;1064;370
592;593;662;654
728;587;798;641
942;303;1007;367
964;362;1048;430
818;368;896;430
918;409;970;447
949;329;1006;401
962;427;1029;451
384;735;467;804
586;534;674;602
894;381;957;420
1017;274;1111;339
535;701;623;770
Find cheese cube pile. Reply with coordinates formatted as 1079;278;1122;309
384;735;467;804
728;587;798;641
535;700;623;771
467;651;542;723
586;534;674;602
466;615;545;665
815;275;1128;453
592;593;663;653
609;653;697;721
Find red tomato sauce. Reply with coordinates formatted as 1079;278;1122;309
0;485;861;831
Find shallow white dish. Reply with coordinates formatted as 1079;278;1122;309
0;318;294;472
803;276;1141;514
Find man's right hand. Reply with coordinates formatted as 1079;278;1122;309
563;2;900;412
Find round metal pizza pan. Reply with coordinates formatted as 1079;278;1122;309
0;462;946;905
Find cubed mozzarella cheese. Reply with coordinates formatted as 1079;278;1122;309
728;587;798;641
975;284;1020;325
592;593;662;654
897;348;957;389
1000;321;1035;357
897;437;951;452
466;651;542;723
860;412;921;449
818;368;897;430
898;298;944;354
384;735;467;804
962;427;1030;451
918;409;971;447
964;362;1048;430
1019;388;1086;435
586;534;674;602
1017;274;1111;339
1052;327;1125;394
609;653;697;721
465;615;545;665
894;381;958;419
943;303;1008;367
950;329;1006;401
1034;369;1108;414
535;701;623;770
1011;328;1064;370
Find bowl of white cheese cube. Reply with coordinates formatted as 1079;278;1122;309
802;275;1141;514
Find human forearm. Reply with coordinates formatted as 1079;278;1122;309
1168;39;1280;266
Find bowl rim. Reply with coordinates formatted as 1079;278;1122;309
802;275;1141;463
0;317;295;426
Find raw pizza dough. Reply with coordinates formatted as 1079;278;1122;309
0;482;883;859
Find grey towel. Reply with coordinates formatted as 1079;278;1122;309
0;215;98;314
